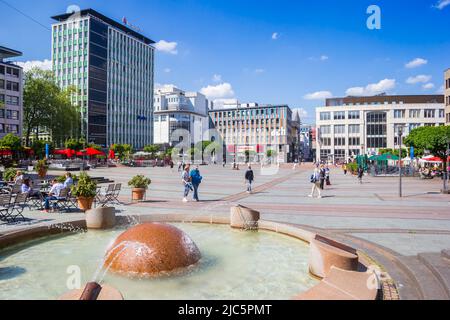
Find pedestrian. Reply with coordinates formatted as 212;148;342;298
181;164;193;202
190;166;203;202
319;165;326;190
245;165;255;193
343;163;348;175
357;166;364;184
309;165;322;199
325;166;331;186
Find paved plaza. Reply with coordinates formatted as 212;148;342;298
1;164;450;299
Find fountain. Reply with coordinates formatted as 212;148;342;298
104;223;202;277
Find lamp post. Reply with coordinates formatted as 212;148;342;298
398;126;404;198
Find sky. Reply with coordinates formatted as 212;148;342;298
1;0;449;124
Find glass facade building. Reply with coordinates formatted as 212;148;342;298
51;9;155;148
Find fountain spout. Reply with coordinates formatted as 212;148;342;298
79;282;103;301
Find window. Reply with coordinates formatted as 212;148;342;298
0;65;5;74
349;137;360;146
6;96;19;106
334;137;346;146
348;111;360;120
320;138;331;146
320;126;331;135
424;109;435;118
409;109;420;118
0;94;4;104
320;112;331;121
334;125;345;134
438;109;445;118
409;123;421;131
6;110;19;120
394;110;405;119
334;111;345;120
0;79;4;89
334;149;346;160
349;124;360;134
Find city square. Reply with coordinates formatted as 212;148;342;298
0;0;450;308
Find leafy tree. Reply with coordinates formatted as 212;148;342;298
405;126;450;192
23;68;80;147
65;138;85;151
111;144;133;160
266;150;276;158
143;145;161;156
0;134;22;152
31;140;52;159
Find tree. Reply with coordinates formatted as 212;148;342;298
144;145;160;157
405;126;450;192
23;68;80;147
31;140;52;159
65;138;84;151
0;134;22;152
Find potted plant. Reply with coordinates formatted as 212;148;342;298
71;172;97;211
35;160;48;179
128;175;151;201
3;168;18;182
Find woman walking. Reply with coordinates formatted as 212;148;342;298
309;165;322;199
245;165;255;194
181;164;192;202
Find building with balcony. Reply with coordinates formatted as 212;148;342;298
0;46;23;139
315;95;445;163
209;102;301;163
51;9;155;148
153;86;211;147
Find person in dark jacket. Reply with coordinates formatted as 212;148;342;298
245;165;255;193
189;166;203;202
319;164;326;190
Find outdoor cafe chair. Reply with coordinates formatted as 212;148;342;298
95;184;115;208
49;189;72;213
27;189;45;211
8;193;28;222
112;184;122;204
0;194;12;222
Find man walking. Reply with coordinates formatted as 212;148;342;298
357;166;364;184
190;166;203;202
309;165;322;199
181;164;192;202
319;164;326;190
245;165;255;194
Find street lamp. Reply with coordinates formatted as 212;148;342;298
398;126;404;198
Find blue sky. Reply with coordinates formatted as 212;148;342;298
1;0;449;123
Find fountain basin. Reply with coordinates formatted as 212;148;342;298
0;223;317;300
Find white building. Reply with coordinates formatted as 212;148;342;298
315;95;446;163
153;86;210;146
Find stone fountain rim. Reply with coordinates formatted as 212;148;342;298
0;214;388;300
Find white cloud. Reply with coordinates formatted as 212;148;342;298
15;59;52;72
272;32;279;40
406;75;432;84
422;83;435;90
155;83;177;91
308;55;329;62
212;74;222;83
434;0;450;9
164;68;171;73
437;85;445;94
405;58;428;69
154;40;178;55
320;55;329;61
346;79;396;96
200;83;235;100
303;91;333;100
255;68;265;74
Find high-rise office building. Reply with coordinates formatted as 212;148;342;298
0;46;23;139
51;9;155;148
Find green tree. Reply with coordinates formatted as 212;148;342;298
31;140;52;159
23;68;80;147
143;145;160;157
405;126;450;192
0;134;22;152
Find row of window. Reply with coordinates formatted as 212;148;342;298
0;80;20;92
0;124;20;134
320;149;361;159
320;137;361;147
320;124;361;135
0;66;20;77
0;94;20;106
213;109;286;119
320;109;445;121
215;118;281;127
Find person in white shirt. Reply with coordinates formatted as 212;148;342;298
14;171;24;184
64;172;74;189
43;179;65;212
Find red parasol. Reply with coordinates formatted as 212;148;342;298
108;149;116;159
86;148;105;156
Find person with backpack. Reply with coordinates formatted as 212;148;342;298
309;165;322;199
181;164;192;202
190;166;203;202
245;165;255;193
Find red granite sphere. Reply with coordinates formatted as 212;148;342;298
104;223;201;277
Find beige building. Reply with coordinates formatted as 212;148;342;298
445;69;450;124
316;95;445;163
209;103;301;163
